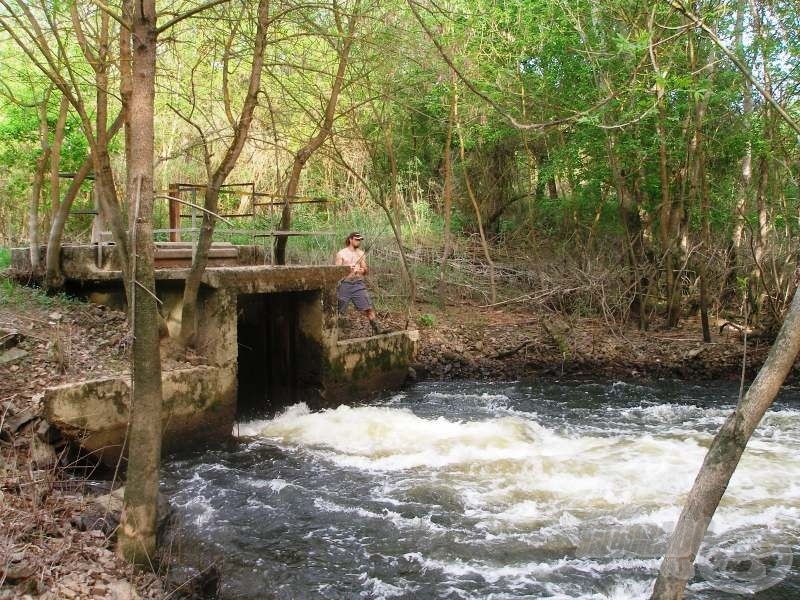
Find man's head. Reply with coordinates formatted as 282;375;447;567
346;232;364;248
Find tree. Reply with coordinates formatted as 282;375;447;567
115;0;162;564
273;0;362;264
177;0;271;346
651;1;800;595
650;277;800;597
0;0;132;294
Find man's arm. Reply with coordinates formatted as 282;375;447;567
335;250;344;266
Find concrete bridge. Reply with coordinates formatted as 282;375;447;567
11;244;418;464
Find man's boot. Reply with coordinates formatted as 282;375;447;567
370;319;381;335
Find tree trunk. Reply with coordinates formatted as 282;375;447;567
45;158;92;291
117;0;163;565
89;9;132;299
729;0;753;257
608;139;649;329
47;95;69;232
651;278;800;598
457;121;495;304
651;38;681;329
179;0;271;346
274;6;359;265
698;152;712;343
749;157;769;323
438;73;457;307
44;115;123;291
687;25;716;342
747;0;774;326
29;100;51;274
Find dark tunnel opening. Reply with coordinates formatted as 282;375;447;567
236;291;324;420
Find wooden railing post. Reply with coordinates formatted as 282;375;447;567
168;183;180;242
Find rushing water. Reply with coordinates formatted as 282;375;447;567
161;379;800;599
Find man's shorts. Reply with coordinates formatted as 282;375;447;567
337;279;373;313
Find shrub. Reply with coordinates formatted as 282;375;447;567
417;313;436;328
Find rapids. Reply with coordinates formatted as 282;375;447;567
162;379;800;599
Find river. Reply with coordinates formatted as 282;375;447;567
161;379;800;599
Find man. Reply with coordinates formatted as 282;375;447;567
335;232;382;335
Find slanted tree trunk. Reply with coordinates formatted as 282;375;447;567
45;115;123;292
178;0;271;346
47;95;69;234
274;4;359;265
71;3;132;298
651;276;800;598
117;0;162;565
45;159;91;290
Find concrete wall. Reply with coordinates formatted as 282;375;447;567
322;330;420;405
44;365;236;465
27;257;418;459
10;244;271;281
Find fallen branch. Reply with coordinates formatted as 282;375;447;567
493;339;535;359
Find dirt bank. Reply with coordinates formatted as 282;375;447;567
340;304;772;382
0;284;201;600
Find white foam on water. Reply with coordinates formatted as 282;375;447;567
177;494;216;527
256;403;553;471
244;496;275;511
358;575;410;599
618;403;729;425
244;477;283;490
402;551;567;581
314;498;446;533
403;552;660;588
267;478;288;493
594;580;655;600
261;402;797;506
251;400;800;564
424;391;514;411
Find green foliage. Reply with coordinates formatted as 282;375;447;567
0;0;797;319
416;313;436;328
0;248;9;269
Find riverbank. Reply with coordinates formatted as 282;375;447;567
340;304;770;382
0;279;777;598
0;284;168;599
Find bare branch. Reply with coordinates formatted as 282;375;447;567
156;0;233;35
87;0;128;30
667;0;800;138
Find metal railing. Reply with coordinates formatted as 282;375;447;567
64;178;336;266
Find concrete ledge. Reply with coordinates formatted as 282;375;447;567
201;265;349;293
44;365;236;465
324;330;419;404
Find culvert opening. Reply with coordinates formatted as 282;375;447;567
236;291;324;420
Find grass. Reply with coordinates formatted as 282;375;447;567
0;247;10;269
0;276;78;309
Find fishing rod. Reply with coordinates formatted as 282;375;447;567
349;216;393;270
